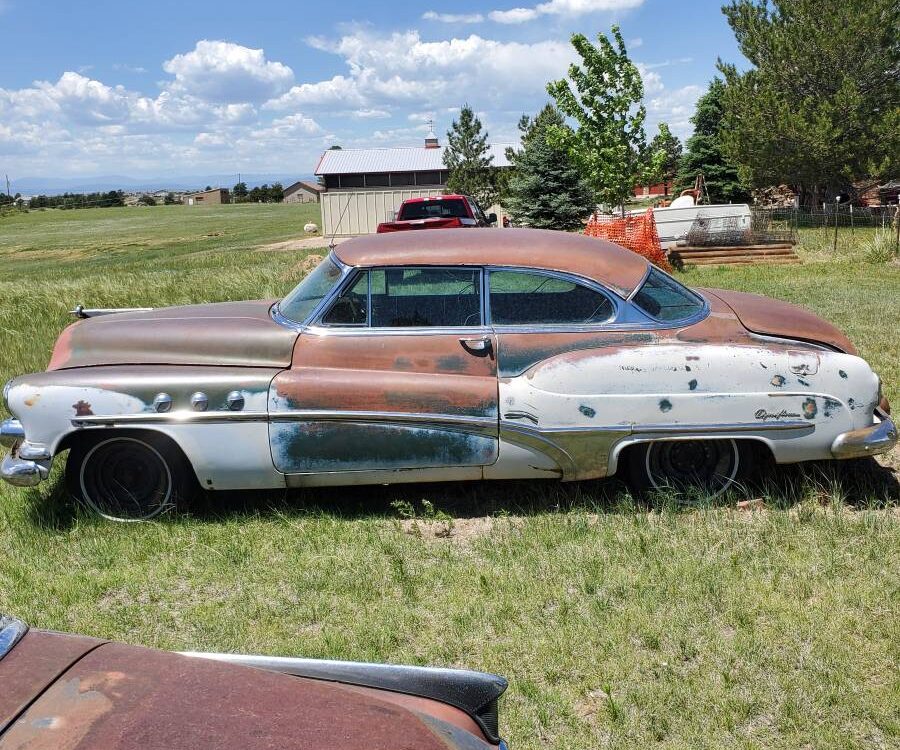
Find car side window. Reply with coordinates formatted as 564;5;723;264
489;269;615;325
321;272;368;326
370;268;482;328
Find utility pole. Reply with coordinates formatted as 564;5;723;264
4;174;9;199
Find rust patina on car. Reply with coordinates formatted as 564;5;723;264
1;228;895;519
0;615;508;749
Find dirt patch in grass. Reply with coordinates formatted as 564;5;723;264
256;236;342;253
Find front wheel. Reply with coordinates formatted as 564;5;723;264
66;433;193;521
627;438;742;500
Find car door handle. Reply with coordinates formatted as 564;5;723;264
459;336;492;354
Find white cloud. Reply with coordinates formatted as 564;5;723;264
264;75;365;109
272;29;574;114
628;36;643;48
489;8;539;23
490;0;644;24
646;84;703;138
162;40;294;103
113;63;148;74
352;108;390;119
422;11;485;23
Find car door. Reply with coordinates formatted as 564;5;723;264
269;266;499;475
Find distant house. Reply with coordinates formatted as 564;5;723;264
633;181;675;199
283;180;324;204
314;129;512;191
183;188;229;206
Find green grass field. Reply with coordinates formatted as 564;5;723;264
1;205;898;749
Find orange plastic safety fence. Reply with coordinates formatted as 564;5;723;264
584;209;672;272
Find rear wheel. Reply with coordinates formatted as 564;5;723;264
627;438;742;500
66;433;192;521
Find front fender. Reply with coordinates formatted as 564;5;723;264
4;367;280;489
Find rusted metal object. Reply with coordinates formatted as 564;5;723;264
1;227;894;511
334;227;649;297
0;628;505;749
48;301;297;371
702;288;858;354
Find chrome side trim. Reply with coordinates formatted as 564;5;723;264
0;615;28;661
70;305;154;319
0;418;25;448
72;411;271;426
632;420;813;434
72;409;498;434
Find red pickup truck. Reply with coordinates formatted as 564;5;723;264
376;194;497;233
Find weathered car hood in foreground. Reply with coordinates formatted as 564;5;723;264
0;632;496;750
700;288;858;355
47;300;299;370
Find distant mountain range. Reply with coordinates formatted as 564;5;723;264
9;174;316;196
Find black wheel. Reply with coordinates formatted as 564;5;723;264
66;433;192;521
627;439;742;499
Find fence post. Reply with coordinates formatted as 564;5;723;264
833;200;839;253
895;205;899;257
850;203;854;233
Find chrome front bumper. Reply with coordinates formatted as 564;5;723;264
831;410;898;460
1;420;51;487
1;446;49;487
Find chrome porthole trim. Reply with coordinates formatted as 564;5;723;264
190;392;209;412
152;393;173;413
226;391;245;411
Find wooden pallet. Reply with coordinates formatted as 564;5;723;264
670;243;801;267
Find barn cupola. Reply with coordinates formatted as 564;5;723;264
424;119;439;149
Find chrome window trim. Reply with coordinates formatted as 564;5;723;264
272;252;354;330
317;269;370;328
485;266;622;328
275;255;711;334
627;265;710;327
312;264;485;331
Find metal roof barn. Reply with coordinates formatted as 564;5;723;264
315;145;513;175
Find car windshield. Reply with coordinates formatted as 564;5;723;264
631;267;705;322
279;256;344;323
398;199;468;220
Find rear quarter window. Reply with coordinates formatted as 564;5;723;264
632;268;705;322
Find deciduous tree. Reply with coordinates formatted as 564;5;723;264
647;123;682;193
547;26;655;214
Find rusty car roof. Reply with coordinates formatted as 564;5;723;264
333;228;650;297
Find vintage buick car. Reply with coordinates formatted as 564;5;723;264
1;228;895;519
0;613;509;749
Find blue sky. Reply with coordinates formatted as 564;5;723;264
0;0;743;179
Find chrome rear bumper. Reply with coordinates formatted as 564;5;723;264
831;410;897;460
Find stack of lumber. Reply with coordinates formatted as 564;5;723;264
669;243;800;267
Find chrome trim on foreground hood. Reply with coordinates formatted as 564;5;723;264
0;615;28;662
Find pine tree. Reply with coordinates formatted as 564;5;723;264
675;79;749;204
444;105;497;207
505;104;594;230
547;26;655;214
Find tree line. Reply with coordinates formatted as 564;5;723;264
231;182;285;203
441;0;898;228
